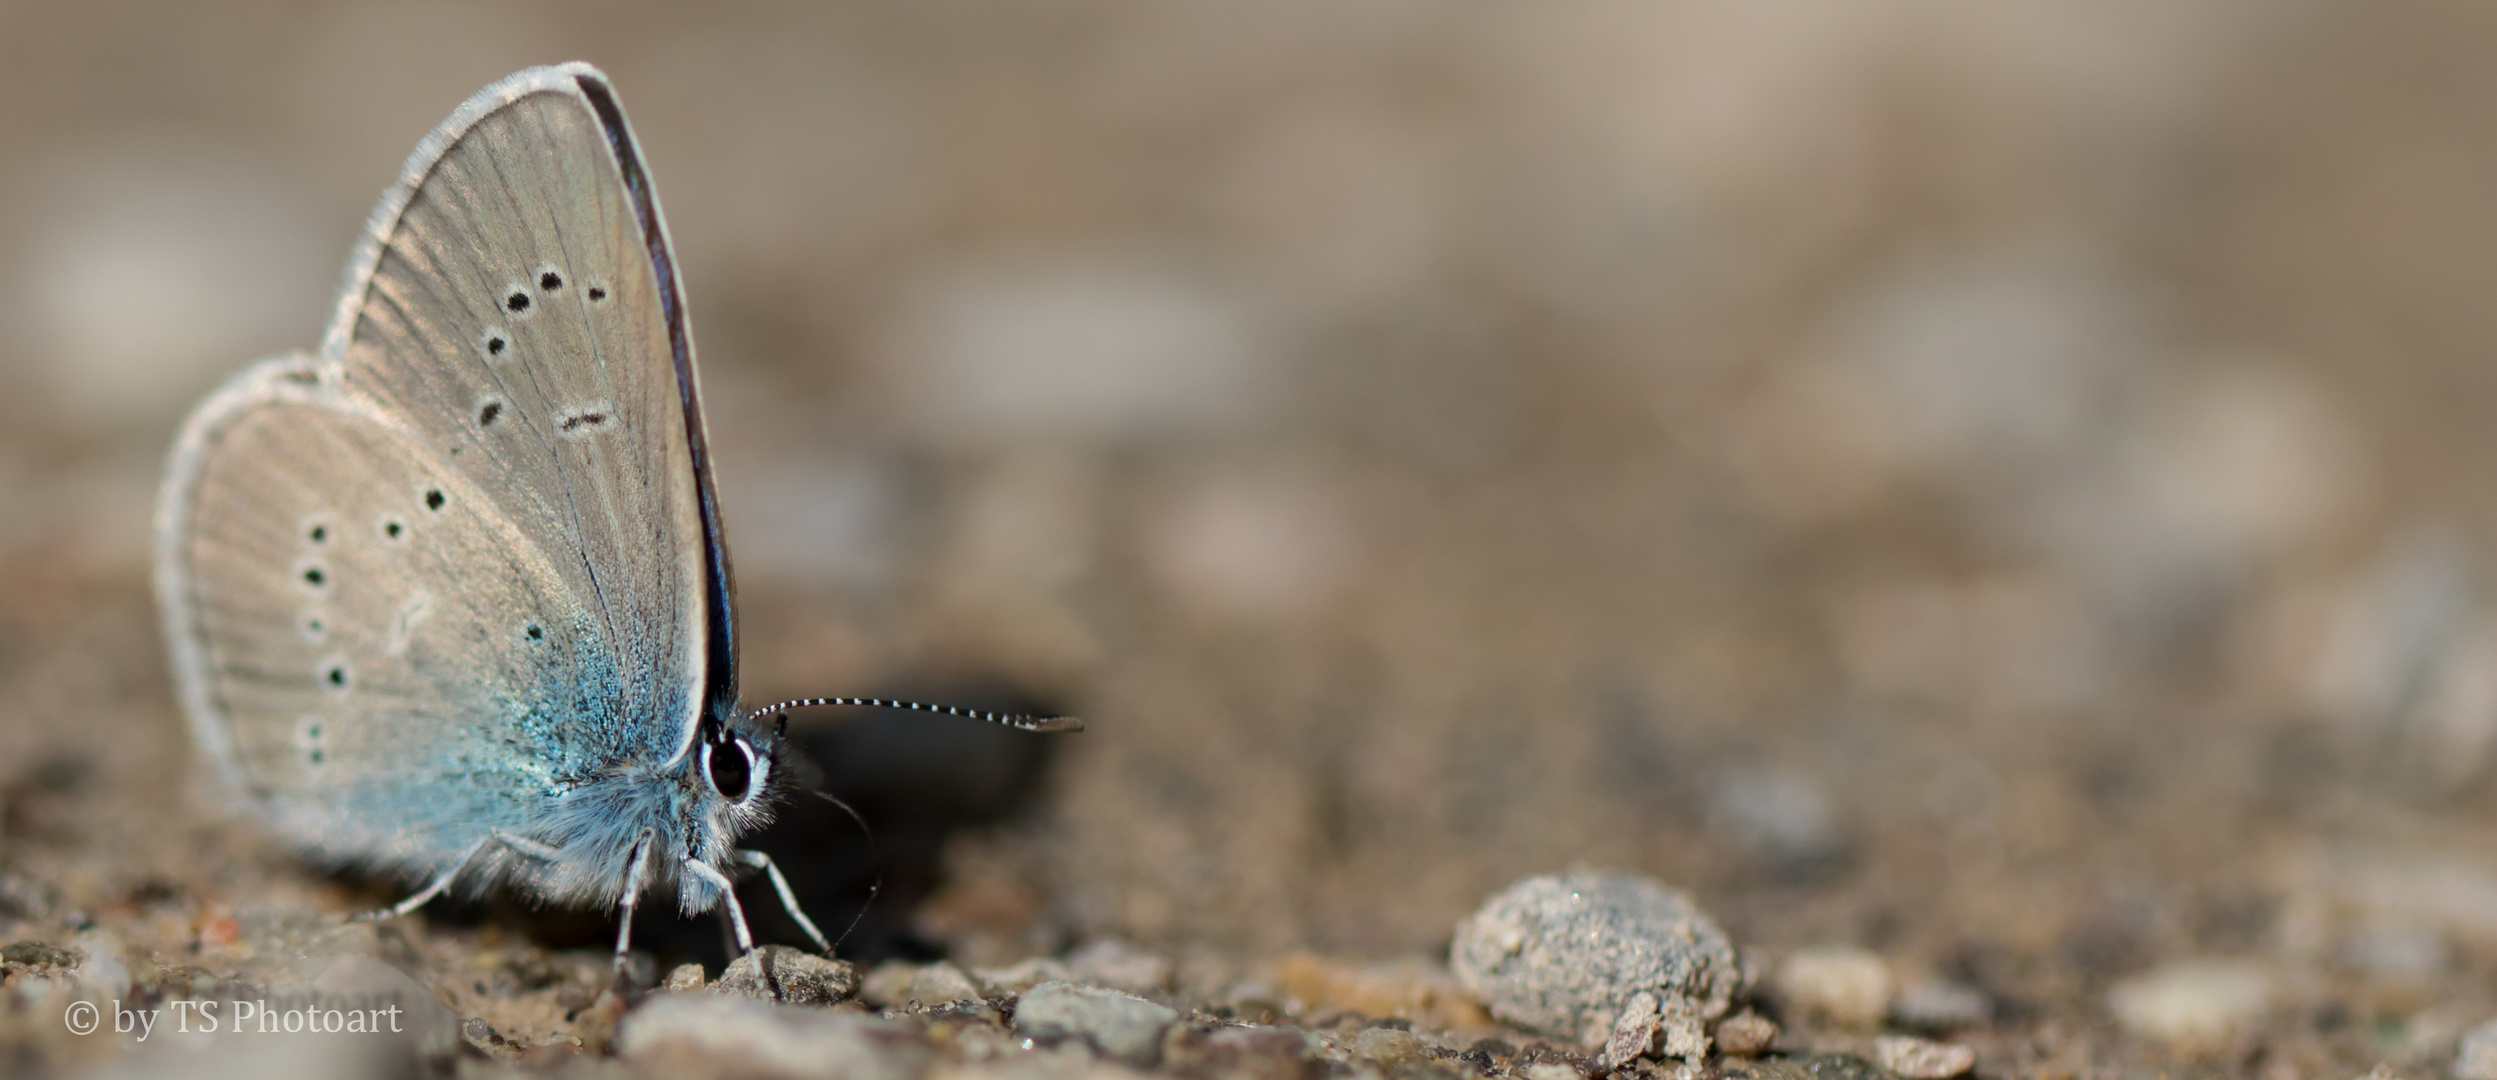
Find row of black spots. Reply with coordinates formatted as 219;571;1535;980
296;716;328;768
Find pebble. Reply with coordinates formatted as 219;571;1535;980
620;994;931;1080
1163;1023;1314;1080
1715;1011;1779;1056
2456;1018;2497;1080
1449;871;1742;1060
863;959;987;1007
713;945;860;1006
664;962;706;993
1771;947;1894;1028
1273;952;1489;1031
1872;1035;1976;1080
1891;978;1993;1032
0;941;76;968
978;956;1076;993
1066;939;1175;995
1014;979;1180;1067
2105;960;2273;1049
1345;1026;1430;1068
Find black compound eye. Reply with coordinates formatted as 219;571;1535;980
705;737;754;803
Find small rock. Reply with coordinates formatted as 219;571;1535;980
71;933;130;1001
621;994;932;1080
1603;991;1661;1067
1346;1026;1430;1068
1525;1064;1585;1080
1067;939;1175;994
977;956;1074;993
2456;1018;2497;1080
1015;979;1179;1066
714;946;860;1006
2105;960;2272;1049
1450;871;1743;1059
1772;947;1894;1028
1715;1011;1780;1057
1892;979;1992;1032
862;959;984;1007
1274;952;1489;1030
663;962;706;993
0;941;76;968
1873;1035;1976;1080
1165;1023;1316;1080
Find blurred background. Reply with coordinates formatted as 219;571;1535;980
11;1;2497;1072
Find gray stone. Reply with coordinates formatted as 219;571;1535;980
663;962;706;993
714;945;860;1006
1771;947;1893;1028
1715;1011;1779;1057
621;994;932;1080
2105;960;2273;1049
1872;1035;1976;1080
2456;1018;2497;1080
1066;939;1174;995
1449;871;1742;1060
1014;979;1179;1066
863;959;985;1007
978;957;1076;994
1891;979;1992;1032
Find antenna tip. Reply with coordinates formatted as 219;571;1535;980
1029;715;1085;733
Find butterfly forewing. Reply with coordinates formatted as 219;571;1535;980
334;74;710;770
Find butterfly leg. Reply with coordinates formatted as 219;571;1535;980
346;834;495;922
611;830;655;981
735;849;832;954
682;859;755;955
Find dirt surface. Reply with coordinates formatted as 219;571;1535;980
9;4;2497;1078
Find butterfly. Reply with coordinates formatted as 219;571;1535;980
153;62;1076;974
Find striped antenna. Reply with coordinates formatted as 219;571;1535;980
743;697;1083;734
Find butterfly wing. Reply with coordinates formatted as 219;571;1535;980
154;65;735;890
331;64;736;768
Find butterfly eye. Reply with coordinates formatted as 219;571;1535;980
703;736;755;803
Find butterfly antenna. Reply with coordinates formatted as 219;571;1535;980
744;697;1083;734
809;787;883;953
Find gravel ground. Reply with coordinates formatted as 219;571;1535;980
12;4;2497;1078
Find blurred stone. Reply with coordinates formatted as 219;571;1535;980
862;959;984;1007
1715;1011;1779;1057
2455;1018;2497;1080
1066;939;1174;995
2340;921;2449;982
1892;979;1993;1032
663;963;706;993
1346;1026;1430;1069
1771;947;1894;1029
976;956;1075;994
2105;960;2272;1049
1705;765;1847;874
1450;871;1741;1058
1164;1023;1317;1080
1272;953;1489;1031
715;947;859;1006
620;994;930;1080
1014;979;1179;1066
70;933;130;1002
1872;1035;1976;1079
1;941;76;968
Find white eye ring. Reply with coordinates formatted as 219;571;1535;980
700;735;766;805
